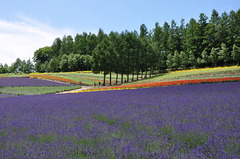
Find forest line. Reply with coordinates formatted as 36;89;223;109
1;9;240;85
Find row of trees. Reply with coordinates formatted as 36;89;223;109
0;58;34;74
32;9;240;85
3;9;239;85
166;43;240;69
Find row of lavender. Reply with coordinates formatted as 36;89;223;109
0;82;239;158
0;77;70;86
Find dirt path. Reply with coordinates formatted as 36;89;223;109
57;86;94;94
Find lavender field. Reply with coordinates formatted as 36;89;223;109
0;82;240;158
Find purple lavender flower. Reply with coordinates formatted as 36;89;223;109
0;82;239;158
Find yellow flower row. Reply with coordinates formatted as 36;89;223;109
170;66;240;74
70;87;136;93
30;71;93;75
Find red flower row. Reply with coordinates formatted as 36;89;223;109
29;75;82;84
96;77;240;91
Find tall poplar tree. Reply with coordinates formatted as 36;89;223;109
231;44;240;65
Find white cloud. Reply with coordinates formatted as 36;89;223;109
0;16;77;65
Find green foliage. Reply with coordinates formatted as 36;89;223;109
176;132;209;150
91;114;118;125
121;122;132;130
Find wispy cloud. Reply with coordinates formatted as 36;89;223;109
0;16;77;65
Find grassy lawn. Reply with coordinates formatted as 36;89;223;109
0;85;81;95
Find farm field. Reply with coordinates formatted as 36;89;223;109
124;66;240;85
0;82;240;158
2;66;240;86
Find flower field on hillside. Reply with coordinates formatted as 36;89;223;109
0;82;239;158
73;76;240;93
29;75;82;85
0;77;71;87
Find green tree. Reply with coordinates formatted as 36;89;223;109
74;33;88;55
231;44;240;65
153;22;162;44
33;46;53;72
166;53;173;69
217;12;230;47
205;9;220;51
140;24;148;38
210;47;219;67
172;50;181;69
86;33;98;55
68;54;78;71
229;9;240;47
162;22;170;53
3;64;9;73
198;13;208;52
0;64;5;73
218;43;230;65
47;57;59;72
180;51;189;69
109;31;121;84
139;34;151;78
51;37;62;57
185;18;200;57
169;20;182;53
201;50;209;67
59;54;69;72
11;58;22;73
82;55;92;71
60;35;74;55
92;36;112;86
188;51;197;68
21;59;34;73
0;63;10;73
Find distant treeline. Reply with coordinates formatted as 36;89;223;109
1;9;240;84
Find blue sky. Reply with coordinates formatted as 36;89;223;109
0;0;239;65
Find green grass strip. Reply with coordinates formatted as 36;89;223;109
0;86;81;95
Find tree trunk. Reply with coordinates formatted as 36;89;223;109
115;73;118;85
103;72;106;86
127;74;129;82
121;74;123;84
110;72;112;86
132;73;134;81
137;71;139;80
